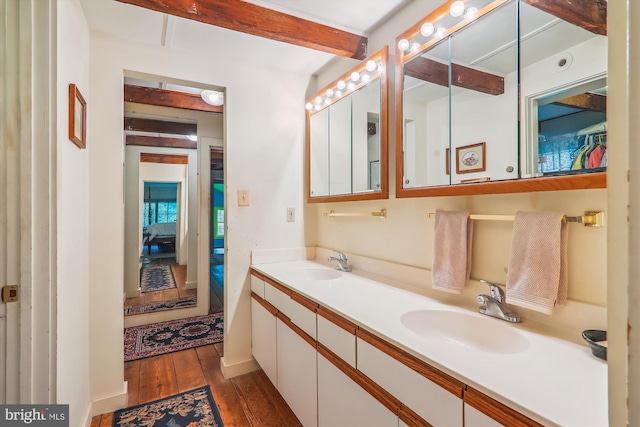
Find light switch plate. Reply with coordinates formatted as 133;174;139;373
2;285;19;303
287;207;295;222
238;190;250;207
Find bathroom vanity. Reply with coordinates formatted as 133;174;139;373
250;260;607;427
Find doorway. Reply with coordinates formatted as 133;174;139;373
209;148;224;314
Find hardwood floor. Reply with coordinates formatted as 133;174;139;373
210;263;224;314
90;343;302;427
124;262;196;310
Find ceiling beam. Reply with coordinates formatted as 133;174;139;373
115;0;367;59
126;135;197;149
124;117;197;135
554;93;607;112
140;152;189;164
404;57;505;96
124;84;224;113
522;0;606;36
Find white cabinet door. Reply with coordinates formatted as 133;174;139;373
464;403;504;427
277;318;318;427
250;296;277;386
317;353;397;427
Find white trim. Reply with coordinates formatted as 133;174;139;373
80;402;93;427
90;383;128;416
220;356;259;379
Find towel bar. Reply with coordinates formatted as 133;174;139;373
324;209;387;219
427;211;604;227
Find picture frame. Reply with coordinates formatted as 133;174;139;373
456;142;486;174
68;84;86;149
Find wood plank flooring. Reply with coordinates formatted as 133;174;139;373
90;343;302;427
124;262;196;310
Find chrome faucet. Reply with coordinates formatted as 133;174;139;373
327;251;352;272
476;280;521;323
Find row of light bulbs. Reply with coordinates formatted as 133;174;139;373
397;0;478;54
305;59;383;111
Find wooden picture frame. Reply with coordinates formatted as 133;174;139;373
456;142;485;174
68;84;86;149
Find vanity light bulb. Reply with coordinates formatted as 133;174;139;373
420;22;434;37
398;38;410;52
350;71;360;82
314;96;323;104
411;42;421;52
465;7;478;18
335;90;343;98
324;98;331;105
347;82;355;91
325;88;334;98
362;74;370;83
305;102;313;110
449;1;465;17
365;60;377;72
337;80;346;90
314;104;322;111
435;27;446;38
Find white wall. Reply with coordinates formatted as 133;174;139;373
56;0;91;425
88;31;309;409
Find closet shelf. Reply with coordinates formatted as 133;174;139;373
427;211;604;227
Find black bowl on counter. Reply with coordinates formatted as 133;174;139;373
582;329;607;361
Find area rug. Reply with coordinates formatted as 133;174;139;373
141;263;177;293
112;385;224;427
124;295;197;315
124;313;224;361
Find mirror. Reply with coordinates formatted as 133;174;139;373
307;46;388;202
396;0;607;197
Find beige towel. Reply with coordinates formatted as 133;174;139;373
432;210;473;293
505;211;568;314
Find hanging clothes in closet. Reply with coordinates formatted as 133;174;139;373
571;121;607;170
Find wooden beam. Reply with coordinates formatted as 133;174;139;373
404;56;505;96
116;0;367;59
140;153;189;164
126;135;197;149
124;117;197;135
522;0;606;36
124;85;224;113
554;93;606;112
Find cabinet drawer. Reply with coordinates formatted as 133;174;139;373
357;333;464;427
317;307;357;367
264;279;317;339
250;272;265;298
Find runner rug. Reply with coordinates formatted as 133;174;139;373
140;263;177;293
124;313;223;361
123;295;197;315
112;385;224;427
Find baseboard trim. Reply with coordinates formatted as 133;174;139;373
81;402;93;427
185;280;197;290
220;356;259;379
91;382;128;416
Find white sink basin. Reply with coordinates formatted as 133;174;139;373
400;310;529;354
299;268;342;281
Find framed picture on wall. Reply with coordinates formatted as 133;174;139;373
456;142;486;174
68;84;87;149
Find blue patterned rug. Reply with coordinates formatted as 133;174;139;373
124;295;197;315
124;313;224;361
141;263;177;293
112;385;223;427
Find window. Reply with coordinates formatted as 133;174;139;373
143;201;177;227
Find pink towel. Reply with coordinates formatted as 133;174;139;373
505;211;568;314
432;210;473;293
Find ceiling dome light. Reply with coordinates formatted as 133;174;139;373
420;22;434;37
365;60;377;72
186;135;197;141
337;80;346;90
350;71;360;82
200;90;224;106
305;102;313;110
398;39;410;52
449;1;465;17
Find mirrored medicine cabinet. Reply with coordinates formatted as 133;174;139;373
395;0;607;197
306;47;389;203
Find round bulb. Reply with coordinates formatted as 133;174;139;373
325;88;334;98
350;71;360;82
365;60;377;72
398;38;410;52
450;1;465;17
420;22;434;37
200;90;224;106
411;42;420;52
465;7;478;18
314;96;323;104
336;80;346;90
305;102;313;110
335;90;343;98
362;74;370;83
324;98;331;105
347;82;355;91
436;27;446;38
314;104;321;111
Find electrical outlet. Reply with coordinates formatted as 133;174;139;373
238;190;250;207
287;207;295;222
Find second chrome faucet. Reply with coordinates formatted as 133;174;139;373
327;251;352;272
476;280;521;323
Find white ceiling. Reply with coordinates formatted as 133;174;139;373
79;0;412;76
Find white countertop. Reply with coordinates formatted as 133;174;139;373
252;260;608;427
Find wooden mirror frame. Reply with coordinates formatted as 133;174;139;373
394;0;606;198
306;46;389;203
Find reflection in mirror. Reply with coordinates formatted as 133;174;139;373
520;0;607;177
306;46;389;202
